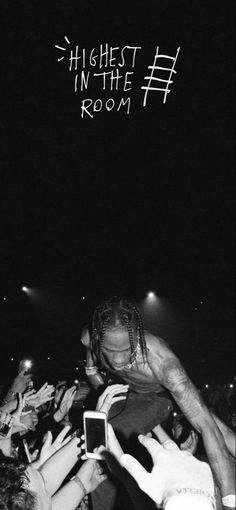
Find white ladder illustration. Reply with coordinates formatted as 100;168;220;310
141;46;180;106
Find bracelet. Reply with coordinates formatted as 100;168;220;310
70;475;87;498
222;495;236;508
164;488;216;510
85;366;98;375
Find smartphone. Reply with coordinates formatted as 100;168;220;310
83;410;107;459
0;422;12;438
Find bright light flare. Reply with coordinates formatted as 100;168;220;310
24;360;32;369
147;291;156;300
22;286;29;293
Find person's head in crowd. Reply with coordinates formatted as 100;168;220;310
0;452;36;510
90;296;147;371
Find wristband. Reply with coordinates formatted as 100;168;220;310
164;488;216;510
222;495;236;508
70;475;87;498
85;366;98;375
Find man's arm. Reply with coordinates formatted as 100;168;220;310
147;337;235;498
147;337;209;431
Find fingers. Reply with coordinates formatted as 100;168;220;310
54;425;71;445
43;430;53;446
152;424;171;443
152;424;179;451
97;384;129;413
99;384;129;403
162;439;179;451
138;434;163;462
61;435;73;447
63;386;76;401
120;453;149;486
25;389;36;398
107;423;124;459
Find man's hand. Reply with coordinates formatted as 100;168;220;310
96;384;129;415
120;432;215;507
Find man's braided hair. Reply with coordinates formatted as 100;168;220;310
90;296;147;366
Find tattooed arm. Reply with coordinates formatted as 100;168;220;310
147;336;235;498
146;336;206;430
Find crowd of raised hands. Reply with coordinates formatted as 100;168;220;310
0;366;235;510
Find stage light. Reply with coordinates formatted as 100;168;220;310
3;297;6;301
147;291;156;299
229;384;234;389
22;286;28;293
74;379;79;385
82;296;86;300
173;412;177;417
47;357;51;361
10;357;14;361
24;360;32;369
205;384;209;388
76;367;79;371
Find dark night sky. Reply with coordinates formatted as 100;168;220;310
0;1;235;380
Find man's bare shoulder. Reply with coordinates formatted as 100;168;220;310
144;331;172;354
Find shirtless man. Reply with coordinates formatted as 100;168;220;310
82;297;206;434
82;296;216;510
82;297;234;510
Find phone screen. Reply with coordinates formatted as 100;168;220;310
85;417;106;453
0;423;12;437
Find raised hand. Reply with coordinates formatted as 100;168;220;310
96;384;129;415
35;425;72;466
10;370;32;394
54;386;77;421
120;432;215;508
25;383;54;409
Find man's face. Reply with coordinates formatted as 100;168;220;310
101;327;136;370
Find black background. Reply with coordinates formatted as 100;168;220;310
0;1;234;383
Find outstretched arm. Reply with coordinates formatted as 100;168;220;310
147;338;235;498
147;338;208;431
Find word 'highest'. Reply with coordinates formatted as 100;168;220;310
69;44;142;71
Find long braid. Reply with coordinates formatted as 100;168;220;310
124;317;135;355
99;317;110;362
125;301;147;361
